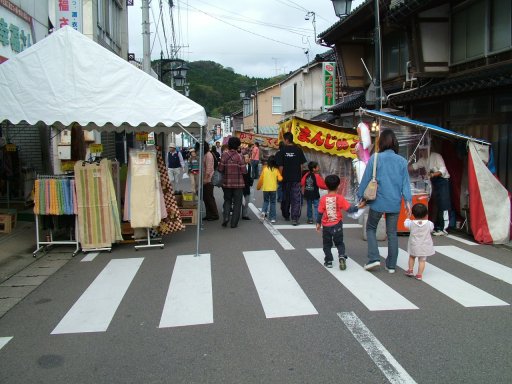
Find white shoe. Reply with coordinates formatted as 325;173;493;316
270;219;276;223
364;261;380;271
433;230;446;236
385;267;396;274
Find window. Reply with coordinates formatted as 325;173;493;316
452;0;512;64
243;99;253;117
97;0;122;54
272;96;282;114
382;31;408;80
491;0;512;52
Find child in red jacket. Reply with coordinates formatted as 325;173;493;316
316;174;362;270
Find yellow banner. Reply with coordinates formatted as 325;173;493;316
135;132;149;142
279;118;358;158
89;144;103;153
234;131;279;149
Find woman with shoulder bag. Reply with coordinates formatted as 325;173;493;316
357;129;412;273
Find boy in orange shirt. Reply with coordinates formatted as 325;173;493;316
316;175;363;269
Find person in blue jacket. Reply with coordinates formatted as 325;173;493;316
358;128;412;273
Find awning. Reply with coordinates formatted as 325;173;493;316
0;26;207;134
360;108;491;145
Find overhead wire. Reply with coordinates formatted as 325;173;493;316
181;2;307;50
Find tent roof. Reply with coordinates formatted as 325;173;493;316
360;108;491;146
0;26;207;134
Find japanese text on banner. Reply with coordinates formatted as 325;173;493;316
235;131;279;149
281;118;358;158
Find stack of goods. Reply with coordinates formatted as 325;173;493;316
177;191;197;225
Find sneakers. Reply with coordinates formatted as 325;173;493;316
339;257;346;270
415;274;423;281
270;219;276;223
433;229;448;236
385;267;396;274
292;219;299;226
364;260;380;271
260;212;266;220
307;219;314;224
405;269;414;277
324;261;333;268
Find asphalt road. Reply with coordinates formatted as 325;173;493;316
0;188;511;383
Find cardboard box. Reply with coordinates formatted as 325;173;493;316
178;208;197;226
0;210;17;234
182;192;196;202
181;200;197;209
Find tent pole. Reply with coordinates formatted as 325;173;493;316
176;123;204;257
195;125;204;257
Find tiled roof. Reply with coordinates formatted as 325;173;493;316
328;90;366;113
391;64;512;104
310;111;338;123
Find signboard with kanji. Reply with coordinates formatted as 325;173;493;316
279;117;358;158
323;62;336;109
0;0;33;61
55;0;82;32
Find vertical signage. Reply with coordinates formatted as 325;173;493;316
323;62;336;110
56;0;82;32
0;0;33;61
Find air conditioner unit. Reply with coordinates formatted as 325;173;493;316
406;61;417;82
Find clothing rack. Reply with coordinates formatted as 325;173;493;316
134;228;164;250
33;174;80;257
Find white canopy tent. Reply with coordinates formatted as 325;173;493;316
0;26;208;255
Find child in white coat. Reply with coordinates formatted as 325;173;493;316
404;203;435;281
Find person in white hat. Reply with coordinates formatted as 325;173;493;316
167;142;185;192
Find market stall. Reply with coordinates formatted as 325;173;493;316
360;108;510;244
0;26;208;255
279;116;360;199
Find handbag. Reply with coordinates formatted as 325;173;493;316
212;170;222;187
363;152;378;201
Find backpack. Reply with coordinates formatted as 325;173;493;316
303;172;319;200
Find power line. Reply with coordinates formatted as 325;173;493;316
182;3;307;50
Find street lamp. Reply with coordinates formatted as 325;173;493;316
160;55;189;93
240;86;259;134
331;0;353;18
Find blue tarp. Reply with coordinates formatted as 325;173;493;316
360;109;490;146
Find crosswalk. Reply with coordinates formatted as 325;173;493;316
48;245;510;335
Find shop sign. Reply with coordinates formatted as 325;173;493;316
234;131;279;149
0;0;33;60
323;62;335;109
89;143;103;153
135;132;148;142
55;0;82;32
280;118;358;158
146;132;155;145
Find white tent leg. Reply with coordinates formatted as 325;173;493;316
195;125;204;257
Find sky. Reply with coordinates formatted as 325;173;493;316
128;0;365;78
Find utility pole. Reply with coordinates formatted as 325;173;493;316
142;0;151;74
374;0;382;111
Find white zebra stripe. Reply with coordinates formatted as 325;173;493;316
159;254;214;328
308;248;417;311
244;250;318;318
435;245;512;285
379;247;509;307
52;258;144;334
